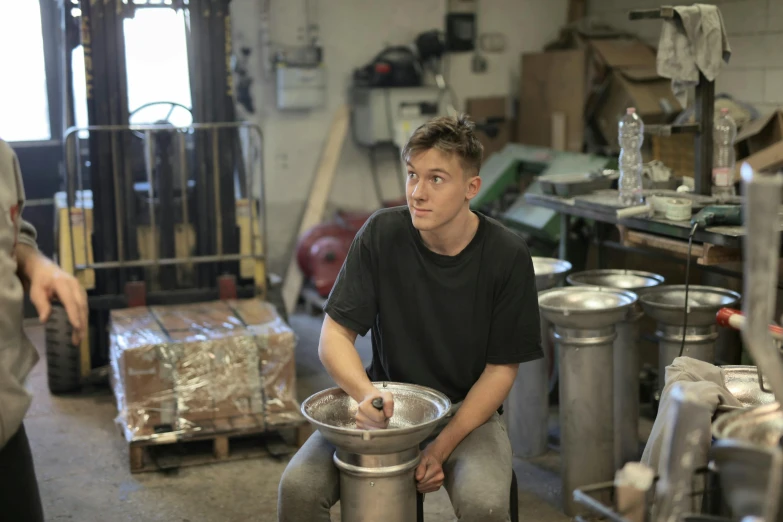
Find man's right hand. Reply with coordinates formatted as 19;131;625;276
355;390;394;430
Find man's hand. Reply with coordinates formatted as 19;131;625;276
415;445;446;493
355;390;394;430
20;247;87;345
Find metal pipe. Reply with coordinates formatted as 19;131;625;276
556;326;616;517
110;130;125;266
76;252;264;270
656;324;718;391
76;133;87;281
615;310;642;468
178;130;190;238
333;448;421;521
212;128;223;256
144;130;157;268
507;313;550;458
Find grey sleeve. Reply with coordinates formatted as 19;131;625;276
10;146;38;250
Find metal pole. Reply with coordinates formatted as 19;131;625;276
507;308;551;458
333;448;421;522
657;324;718;391
556;326;616;517
614;311;642;468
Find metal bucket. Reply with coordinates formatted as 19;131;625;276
638;285;741;391
711;404;783;522
567;269;665;468
538;286;637;516
301;382;451;522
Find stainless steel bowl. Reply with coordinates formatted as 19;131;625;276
712;402;783;446
720;366;776;411
532;257;572;292
567;269;664;292
537;286;638;330
639;285;741;326
301;382;451;455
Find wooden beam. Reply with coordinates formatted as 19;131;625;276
617;226;742;266
281;104;350;316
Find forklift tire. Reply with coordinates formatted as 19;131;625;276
45;304;82;395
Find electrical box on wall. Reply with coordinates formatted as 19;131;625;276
275;46;326;110
446;13;476;52
276;65;326;110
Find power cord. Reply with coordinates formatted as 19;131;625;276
679;222;699;358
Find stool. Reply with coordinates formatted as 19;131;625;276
416;469;519;522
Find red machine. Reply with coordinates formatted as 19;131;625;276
297;201;406;297
296;210;373;297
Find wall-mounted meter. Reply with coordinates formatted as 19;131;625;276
275;46;326;111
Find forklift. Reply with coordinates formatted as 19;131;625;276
47;0;272;394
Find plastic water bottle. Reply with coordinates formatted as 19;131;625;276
618;108;645;206
712;108;737;201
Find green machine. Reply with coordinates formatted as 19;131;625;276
471;144;612;255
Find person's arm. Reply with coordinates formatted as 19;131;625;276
319;215;392;427
14;218;40;289
416;244;541;491
7;144;87;345
319;315;394;426
425;362;518;462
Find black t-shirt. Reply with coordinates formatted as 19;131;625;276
323;206;542;404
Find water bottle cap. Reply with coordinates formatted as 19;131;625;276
626;107;636;114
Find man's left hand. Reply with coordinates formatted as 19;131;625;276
26;255;87;345
415;444;446;493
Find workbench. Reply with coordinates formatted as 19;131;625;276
522;190;780;279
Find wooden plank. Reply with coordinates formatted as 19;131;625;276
551;112;567;151
282;104;350;316
127;417;307;473
618;226;742;266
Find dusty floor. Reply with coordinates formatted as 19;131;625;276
23;312;578;522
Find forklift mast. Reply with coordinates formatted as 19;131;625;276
49;0;268;393
60;0;247;295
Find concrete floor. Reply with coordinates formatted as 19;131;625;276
23;312;572;522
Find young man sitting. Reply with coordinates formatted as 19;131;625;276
278;114;542;521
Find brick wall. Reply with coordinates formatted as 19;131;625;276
587;0;783;114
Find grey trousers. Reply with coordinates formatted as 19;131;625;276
278;412;513;522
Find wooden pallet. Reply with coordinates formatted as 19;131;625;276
127;414;312;473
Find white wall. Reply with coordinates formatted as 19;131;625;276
587;0;783;114
230;0;568;272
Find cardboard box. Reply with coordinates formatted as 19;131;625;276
465;96;512;162
586;38;681;151
735;110;783;175
109;299;299;442
518;49;586;152
595;67;681;150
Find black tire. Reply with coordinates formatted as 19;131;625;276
45;304;82;394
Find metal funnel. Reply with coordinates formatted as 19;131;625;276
532;257;572;291
639;285;741;327
710;438;783;522
300;382;451;455
712;402;783;447
567;269;664;292
720;366;776;411
538;286;638;330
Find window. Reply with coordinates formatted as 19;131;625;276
124;8;192;126
0;0;51;142
71;7;192;131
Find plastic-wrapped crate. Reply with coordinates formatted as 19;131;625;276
109;299;300;442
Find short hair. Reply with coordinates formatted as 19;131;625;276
401;114;484;177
